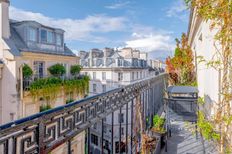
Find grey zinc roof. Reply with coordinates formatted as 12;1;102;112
3;38;21;56
167;86;198;94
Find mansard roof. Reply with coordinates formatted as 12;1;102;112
6;20;75;57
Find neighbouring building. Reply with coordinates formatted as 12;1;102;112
149;59;165;70
187;8;220;117
0;0;85;153
80;47;149;153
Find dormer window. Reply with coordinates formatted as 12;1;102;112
28;27;37;42
41;29;54;44
47;31;54;44
41;29;47;42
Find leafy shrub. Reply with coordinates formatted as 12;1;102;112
70;65;82;76
40;104;52;112
152;115;165;133
66;99;74;104
48;64;66;77
23;64;33;78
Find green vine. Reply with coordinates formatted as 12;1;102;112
197;111;220;141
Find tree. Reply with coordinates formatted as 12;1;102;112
48;64;66;77
70;65;82;77
22;64;33;79
166;33;196;85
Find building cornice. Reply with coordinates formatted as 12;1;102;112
187;7;203;47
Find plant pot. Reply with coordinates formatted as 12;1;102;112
151;130;167;150
154;136;161;154
144;136;161;154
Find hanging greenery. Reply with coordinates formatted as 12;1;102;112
22;64;33;78
70;65;82;77
29;77;62;101
29;76;90;102
48;64;66;77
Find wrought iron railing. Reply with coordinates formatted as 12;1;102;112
0;73;167;154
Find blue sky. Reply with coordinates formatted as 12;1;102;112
10;0;189;60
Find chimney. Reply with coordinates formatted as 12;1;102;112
0;0;10;39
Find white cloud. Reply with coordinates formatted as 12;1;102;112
105;1;130;9
166;0;189;21
9;6;127;42
124;25;175;53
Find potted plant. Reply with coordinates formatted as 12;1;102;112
48;64;66;78
22;64;33;79
70;65;82;78
151;114;167;149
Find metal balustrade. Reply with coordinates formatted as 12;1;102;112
0;73;167;154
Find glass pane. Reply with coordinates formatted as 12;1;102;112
28;28;37;41
47;31;54;43
56;34;62;46
41;30;47;42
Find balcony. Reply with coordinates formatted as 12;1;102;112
0;73;218;154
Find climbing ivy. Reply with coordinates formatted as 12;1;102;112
197;111;220;141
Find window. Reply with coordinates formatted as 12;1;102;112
118;113;124;123
41;29;47;42
91;134;98;146
56;34;63;46
47;31;54;44
115;142;126;153
93;72;96;80
136;72;139;79
34;61;45;78
102;85;106;92
121;127;124;135
41;29;54;44
118;72;123;81
93;84;97;93
102;72;106;80
10;113;15;121
103;125;107;133
28;27;37;42
93;123;97;129
132;72;134;80
118;59;123;66
140;72;142;79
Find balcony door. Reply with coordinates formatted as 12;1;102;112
34;61;45;79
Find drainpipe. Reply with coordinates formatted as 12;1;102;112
0;63;3;124
19;64;24;117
